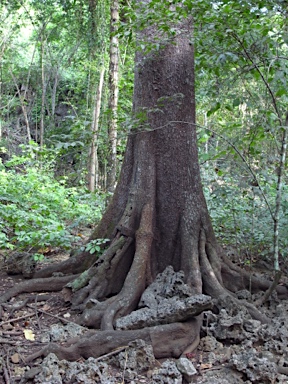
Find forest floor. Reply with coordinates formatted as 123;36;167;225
0;249;288;384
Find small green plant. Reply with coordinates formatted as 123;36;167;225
82;238;110;255
33;253;45;262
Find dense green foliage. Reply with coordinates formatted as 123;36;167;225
194;1;288;265
0;0;287;267
203;170;288;261
0;148;105;252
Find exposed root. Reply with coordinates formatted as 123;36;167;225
32;217;131;280
79;297;116;328
199;230;230;298
25;319;200;363
179;217;202;293
255;270;282;307
95;236;134;299
221;254;288;298
63;235;133;308
181;327;201;356
205;237;223;285
71;203;154;328
199;230;271;324
33;250;97;279
101;203;154;330
0;275;77;305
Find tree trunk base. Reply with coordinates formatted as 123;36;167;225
1;209;288;362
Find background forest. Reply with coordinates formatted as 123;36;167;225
0;0;287;271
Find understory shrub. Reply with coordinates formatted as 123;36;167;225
0;152;105;252
202;169;288;263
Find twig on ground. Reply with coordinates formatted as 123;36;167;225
4;354;11;384
34;296;42;331
0;338;16;345
0;312;36;326
9;298;30;317
203;364;228;372
0;305;4;320
94;345;128;362
26;304;78;325
2;331;22;336
3;364;10;384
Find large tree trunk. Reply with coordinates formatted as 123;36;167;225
96;19;207;291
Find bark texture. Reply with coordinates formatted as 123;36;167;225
106;0;120;193
88;67;105;192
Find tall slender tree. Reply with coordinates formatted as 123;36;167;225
106;0;120;193
88;67;105;192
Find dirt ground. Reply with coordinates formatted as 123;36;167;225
0;251;77;382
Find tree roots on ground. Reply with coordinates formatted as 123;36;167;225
1;194;288;364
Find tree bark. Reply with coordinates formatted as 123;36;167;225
9;72;32;144
40;30;46;147
88;67;105;192
25;319;200;363
106;0;120;193
92;16;208;291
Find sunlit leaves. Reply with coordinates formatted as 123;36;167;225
0;149;105;251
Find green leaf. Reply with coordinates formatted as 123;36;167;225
207;102;221;117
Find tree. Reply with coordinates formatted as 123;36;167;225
1;0;287;361
106;0;120;193
88;67;105;192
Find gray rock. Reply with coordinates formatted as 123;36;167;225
232;350;278;382
45;323;87;343
198;378;231;384
176;357;197;381
23;367;42;381
116;266;212;331
117;339;156;372
151;360;182;384
260;350;277;363
243;319;261;333
5;252;36;278
116;294;213;330
34;353;118;384
139;266;194;309
34;353;64;384
236;290;252;300
257;318;288;356
206;352;217;364
206;307;251;342
216;294;248;316
199;336;223;352
275;302;288;317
